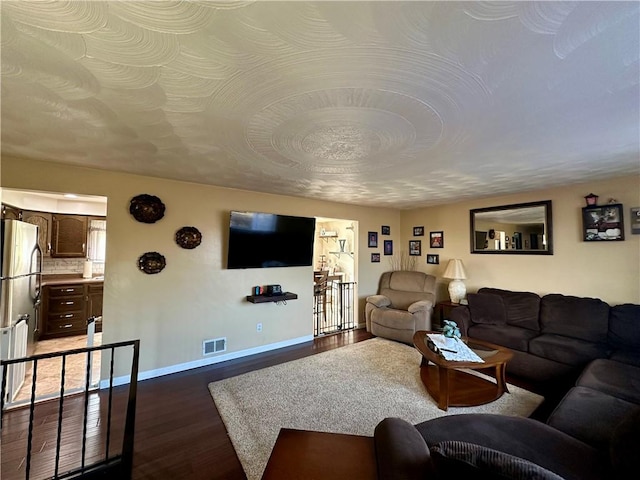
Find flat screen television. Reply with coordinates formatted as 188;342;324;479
227;211;316;269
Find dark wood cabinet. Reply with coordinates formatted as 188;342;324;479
22;210;53;256
1;203;22;220
87;283;104;333
40;281;104;339
51;215;88;257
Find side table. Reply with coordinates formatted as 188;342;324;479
434;301;463;329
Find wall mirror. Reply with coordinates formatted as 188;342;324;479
470;200;553;255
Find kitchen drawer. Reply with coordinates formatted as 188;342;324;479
48;284;84;297
45;317;86;336
47;296;85;313
47;310;85;323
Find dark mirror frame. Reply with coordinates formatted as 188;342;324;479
470;200;553;255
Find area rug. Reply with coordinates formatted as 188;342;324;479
208;337;543;480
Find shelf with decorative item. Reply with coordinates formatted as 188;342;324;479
246;292;298;304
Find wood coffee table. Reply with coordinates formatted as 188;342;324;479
261;428;376;479
413;330;514;411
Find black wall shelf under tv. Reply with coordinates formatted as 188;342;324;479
246;292;298;304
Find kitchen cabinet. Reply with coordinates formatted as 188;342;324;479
40;281;103;339
51;215;88;257
22;210;53;256
86;283;103;333
1;203;22;220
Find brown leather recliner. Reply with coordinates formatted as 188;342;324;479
365;271;436;344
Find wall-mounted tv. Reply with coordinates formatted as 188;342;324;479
227;211;316;269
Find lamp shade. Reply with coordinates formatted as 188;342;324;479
443;259;467;280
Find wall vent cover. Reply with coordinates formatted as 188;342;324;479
203;337;227;356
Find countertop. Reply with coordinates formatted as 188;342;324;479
41;274;104;286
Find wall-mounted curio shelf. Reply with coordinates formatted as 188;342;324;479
246;292;298;304
329;251;354;258
319;234;338;243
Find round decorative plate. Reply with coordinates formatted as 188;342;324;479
129;194;166;224
175;226;202;249
138;252;166;274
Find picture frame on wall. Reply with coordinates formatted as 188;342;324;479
371;253;381;263
413;226;424;236
631;207;640;234
409;240;421;256
430;231;444;248
384;240;393;255
368;231;378;248
426;254;439;265
381;225;391;235
582;204;625;241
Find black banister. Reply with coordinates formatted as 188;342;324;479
1;338;140;479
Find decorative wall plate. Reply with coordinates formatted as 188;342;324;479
175;226;202;249
129;194;166;223
138;252;166;274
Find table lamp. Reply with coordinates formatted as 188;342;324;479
443;259;467;304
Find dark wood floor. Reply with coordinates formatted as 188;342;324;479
2;329;375;480
2;329;563;479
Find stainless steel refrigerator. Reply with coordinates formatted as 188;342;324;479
0;219;42;402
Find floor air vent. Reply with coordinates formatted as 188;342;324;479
203;337;227;356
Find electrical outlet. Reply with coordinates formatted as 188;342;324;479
256;323;263;333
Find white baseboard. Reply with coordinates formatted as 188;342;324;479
101;334;314;388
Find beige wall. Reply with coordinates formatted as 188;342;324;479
4;156;638;378
2;156;400;377
401;175;640;305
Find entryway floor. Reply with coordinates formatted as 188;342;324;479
13;333;102;403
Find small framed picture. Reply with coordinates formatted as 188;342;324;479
430;231;444;248
409;240;421;256
413;226;424;236
381;225;391;235
384;240;393;255
371;253;380;263
582;204;625;241
631;207;640;234
368;231;378;248
426;254;439;265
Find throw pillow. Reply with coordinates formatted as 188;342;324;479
467;293;507;325
431;441;565;480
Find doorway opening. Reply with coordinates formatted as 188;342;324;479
1;188;107;405
312;218;358;337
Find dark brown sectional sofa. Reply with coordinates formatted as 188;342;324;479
373;289;640;479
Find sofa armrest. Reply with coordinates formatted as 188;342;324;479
449;306;472;336
408;300;434;314
366;294;392;308
374;417;434;480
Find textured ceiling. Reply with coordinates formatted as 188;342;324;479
1;1;639;209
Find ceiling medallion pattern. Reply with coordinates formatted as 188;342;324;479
1;2;638;208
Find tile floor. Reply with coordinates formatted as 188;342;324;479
13;333;102;403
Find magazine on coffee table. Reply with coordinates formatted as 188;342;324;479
426;333;484;363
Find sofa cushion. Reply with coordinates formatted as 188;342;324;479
540;294;609;342
468;324;539;352
577;359;640;404
529;334;608;366
478;288;541;331
608;303;640;350
547;386;639;450
610;407;640;480
467;293;507;325
416;413;605;480
431;441;565;479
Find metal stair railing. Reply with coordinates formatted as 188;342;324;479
1;338;139;480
